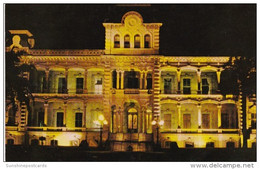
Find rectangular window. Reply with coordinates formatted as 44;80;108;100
37;111;44;126
183;79;191;94
58;78;67;93
221;113;229;128
183;114;191;129
76;78;84;94
56;112;64;127
75;113;83;127
147;78;152;89
202;114;210;129
164;78;172;94
202;78;209;94
95;78;103;94
164;114;171;130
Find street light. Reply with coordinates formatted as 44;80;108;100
152;119;164;149
93;114;108;148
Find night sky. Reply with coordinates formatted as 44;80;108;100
5;4;256;57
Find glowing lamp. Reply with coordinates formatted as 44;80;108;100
98;114;105;121
151;120;156;125
103;120;108;125
93;120;100;125
159;120;164;126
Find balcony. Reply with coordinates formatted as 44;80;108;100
32;88;103;97
160;90;219;95
24;126;102;132
161;128;240;134
160;90;222;100
112;89;153;95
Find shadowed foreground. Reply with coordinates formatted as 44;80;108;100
6;145;256;162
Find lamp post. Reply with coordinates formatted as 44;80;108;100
152;119;164;149
93;114;108;148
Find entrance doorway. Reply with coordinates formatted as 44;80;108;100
127;108;138;133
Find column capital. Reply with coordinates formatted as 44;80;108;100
63;102;68;106
197;103;201;108
217;104;222;109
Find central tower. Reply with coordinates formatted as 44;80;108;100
103;11;162;55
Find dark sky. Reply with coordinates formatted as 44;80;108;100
5;4;256;57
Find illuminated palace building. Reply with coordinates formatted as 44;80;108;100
5;11;256;151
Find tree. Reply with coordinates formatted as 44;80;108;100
220;56;256;148
5;49;35;126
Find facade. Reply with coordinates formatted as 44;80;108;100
5;11;255;151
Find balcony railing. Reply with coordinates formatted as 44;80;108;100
161;128;240;134
112;89;153;94
24;126;102;132
124;89;140;94
32;89;103;95
160;90;219;95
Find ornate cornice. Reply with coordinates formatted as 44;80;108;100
28;49;104;56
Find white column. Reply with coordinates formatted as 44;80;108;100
63;102;67;126
177;69;181;93
120;108;123;133
144;71;147;89
142;108;145;133
116;70;120;89
217;105;222;128
120;71;124;89
44;102;48;126
217;69;221;84
83;104;87;127
197;69;201;94
84;69;88;94
65;68;68;93
177;104;181;128
197;104;202;128
116;110;120;133
140;72;143;89
45;69;49;93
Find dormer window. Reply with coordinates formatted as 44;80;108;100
144;34;150;48
124;35;130;48
134;35;140;48
114;34;120;48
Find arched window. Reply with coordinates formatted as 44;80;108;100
128;108;138;133
124;35;130;48
144;34;150;48
114;34;120;48
134;35;140;48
